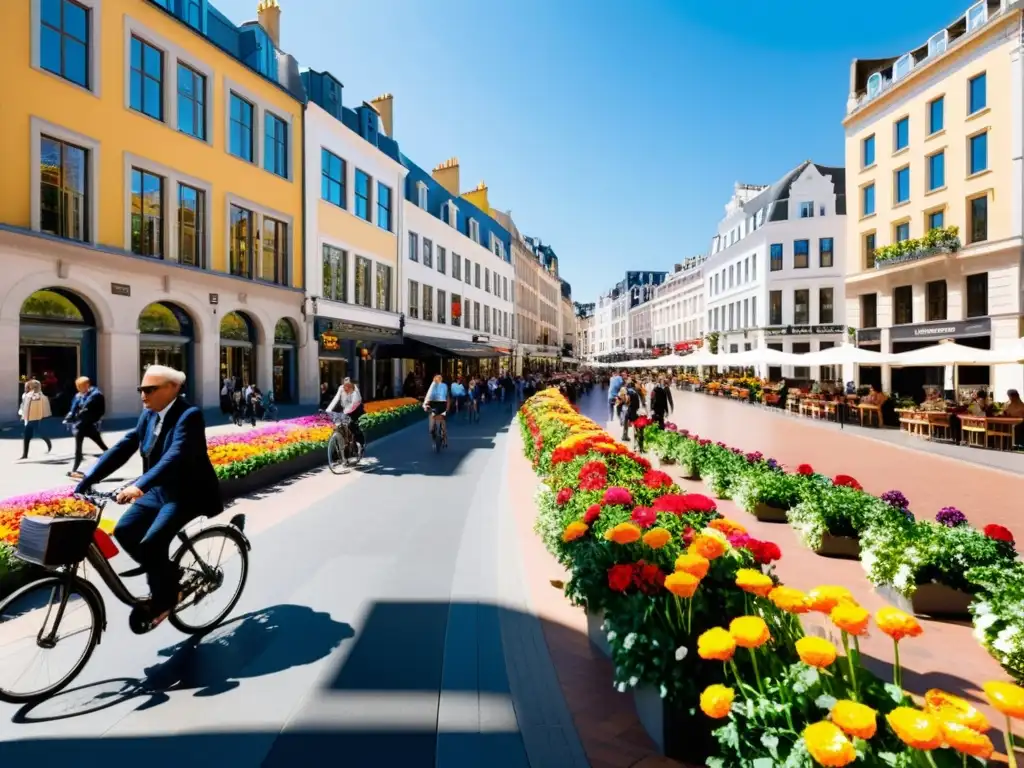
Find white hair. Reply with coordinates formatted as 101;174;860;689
144;365;186;386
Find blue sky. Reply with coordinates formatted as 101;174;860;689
217;0;973;302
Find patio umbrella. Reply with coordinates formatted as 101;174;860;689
887;340;1003;367
800;344;892;366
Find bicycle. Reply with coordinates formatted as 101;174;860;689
325;411;360;473
427;408;448;452
0;488;251;704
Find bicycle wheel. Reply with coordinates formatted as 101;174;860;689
327;432;346;474
0;576;103;703
168;527;249;635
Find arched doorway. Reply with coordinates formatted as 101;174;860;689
220;311;256;387
139;302;195;395
272;318;298;403
19;288;98;416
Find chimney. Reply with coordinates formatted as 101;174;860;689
257;0;281;47
431;157;460;196
461;179;490;212
370;93;393;137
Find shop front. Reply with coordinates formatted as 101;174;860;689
889;317;992;399
219;311;258;387
273;319;299;403
394;332;508;391
138;301;194;395
314;317;401;399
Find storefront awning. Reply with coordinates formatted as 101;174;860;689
405;333;500;359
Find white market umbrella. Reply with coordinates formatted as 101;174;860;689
681;348;734;367
888;340;1003;367
800;344;891;367
726;346;803;367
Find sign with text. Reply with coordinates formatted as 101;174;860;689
209;293;219;305
889;317;991;342
763;324;845;337
110;283;130;297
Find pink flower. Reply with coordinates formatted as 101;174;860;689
630;506;657;528
603;486;634;507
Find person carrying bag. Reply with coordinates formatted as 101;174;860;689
18;379;53;460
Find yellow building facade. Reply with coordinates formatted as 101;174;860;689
843;0;1024;399
0;0;310;418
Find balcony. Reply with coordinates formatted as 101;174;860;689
873;226;961;270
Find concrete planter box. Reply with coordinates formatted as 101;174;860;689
219;448;326;501
633;684;716;762
657;454;676;465
679;463;699;480
814;533;861;559
751;502;788;523
587;608;611;658
911;582;973;619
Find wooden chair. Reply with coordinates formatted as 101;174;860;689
960;415;987;448
858;401;884;427
985;418;1020;451
926;412;952;442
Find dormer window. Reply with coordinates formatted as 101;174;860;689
928;30;948;58
469;218;480;244
867;73;882;99
893;53;913;81
443;200;458;227
966;1;987;33
417;182;427;209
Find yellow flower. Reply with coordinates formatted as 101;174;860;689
875;606;922;642
697;627;736;662
690;532;727;560
983;680;1024;720
803;721;856;767
642;527;672;549
709;518;747;536
886;707;943;750
699;684;734;719
664;571;700;599
562;521;588;542
769;586;810;614
830;603;870;636
674;552;710;579
923;689;989;732
734;568;774;598
728;616;770;649
939;719;994;759
806;585;856;614
604;523;642;545
831;700;877;739
796;636;838;669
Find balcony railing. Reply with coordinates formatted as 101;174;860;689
872;226;961;270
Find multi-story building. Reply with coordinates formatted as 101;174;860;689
0;0;308;417
843;0;1023;398
651;256;707;350
575;303;595;363
592;271;666;362
399;163;515;380
559;279;576;362
705;164;847;382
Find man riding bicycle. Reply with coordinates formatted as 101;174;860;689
75;365;223;630
423;374;449;443
326;378;365;456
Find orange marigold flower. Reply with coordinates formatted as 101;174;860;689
642;527;672;549
886;707;943;751
697;627;736;662
923;689;989;732
807;585;856;614
769;586;810;614
690;532;727;560
664;571;700;599
831;700;877;739
803;721;856;767
674;552;710;579
939;719;994;759
983;681;1024;720
875;606;923;642
604;522;642;545
562;521;588;542
709;518;747;536
735;568;774;598
728;616;771;649
699;684;734;719
796;636;838;669
830;603;870;636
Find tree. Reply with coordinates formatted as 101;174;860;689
573;301;595;318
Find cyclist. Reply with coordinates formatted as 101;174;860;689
451;377;467;420
423;374;450;443
75;365;223;631
326;377;365;457
466;376;480;421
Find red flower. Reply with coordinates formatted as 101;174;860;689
603;486;634;507
682;526;696;546
984;524;1015;545
607;563;634;592
584;504;602;524
633;560;665;594
630;454;653;471
642;469;674;490
631;506;657;528
633;416;652;430
796;464;814;476
651;494;689;515
834;474;862;490
579;460;609;491
681;494;717;513
556;487;573;506
752;540;782;564
580;473;607;491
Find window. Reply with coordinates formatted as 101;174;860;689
408;231;418;262
260;217;287;284
452;252;461;280
352;170;373;221
322;244;347;302
743;258;750;282
422;284;434;322
928;210;945;231
794;239;809;269
769;243;783;271
354;256;371;307
465;258;472;284
864;232;876;269
40;0;91;88
422;238;433;268
130;168;163;257
928;96;944;134
751;296;757;326
177;182;204;267
436;288;446;324
321;149;345;207
376;182;392;231
39;134;89;241
969;195;988;243
863;184;875;216
928;151;945;190
894;285;913;324
895;222;910;242
484;304;491;333
503;276;508;301
969;73;987;114
794;289;809;325
819;237;834;268
130;36;163;121
469;218;480;243
417;183;428;209
894;167;910;203
799;202;814;218
485;268;491;293
894;117;909;151
862;134;875;167
861;294;877;328
475;263;481;288
728;265;734;287
752;256;756;281
451;293;462;327
229;204;254;278
437;245;446;274
375;263;392;312
969;132;988;174
408;279;419;319
966;273;988;318
177;63;206;140
264;113;288;177
473;302;480;330
769;290;782;325
819;287;834;324
926;279;947;321
183;0;201;28
229;93;254;162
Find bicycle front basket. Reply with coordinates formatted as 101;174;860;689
16;515;98;566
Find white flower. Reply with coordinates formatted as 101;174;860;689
994;627;1021;655
659;685;668;699
675;645;689;661
628;676;639;688
974;611;999;632
623;632;637;650
607;631;617;642
815;694;838;711
616;682;627;693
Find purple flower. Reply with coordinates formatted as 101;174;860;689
766;458;779;470
880;490;910;511
936;506;968;528
902;509;916;522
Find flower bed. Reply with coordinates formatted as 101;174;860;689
521;390;1024;766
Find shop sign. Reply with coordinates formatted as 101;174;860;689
209;293;219;305
763;324;845;337
110;282;131;297
889;317;991;342
473;334;490;344
320;332;340;351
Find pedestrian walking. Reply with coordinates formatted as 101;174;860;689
64;377;108;479
17;379;52;460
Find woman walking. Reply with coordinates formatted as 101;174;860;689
18;379;52;460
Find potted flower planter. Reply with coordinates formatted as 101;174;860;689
633;684;717;763
679;463;699;480
814;533;861;559
704;478;729;500
911;582;973;619
658;454;676;466
586;608;611;658
751;502;788;523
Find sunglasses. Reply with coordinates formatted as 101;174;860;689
137;384;166;395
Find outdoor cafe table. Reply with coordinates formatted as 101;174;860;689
959;415;1023;451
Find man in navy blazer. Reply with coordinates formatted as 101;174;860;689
77;365;223;628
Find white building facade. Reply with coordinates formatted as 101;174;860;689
651;256;707;349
